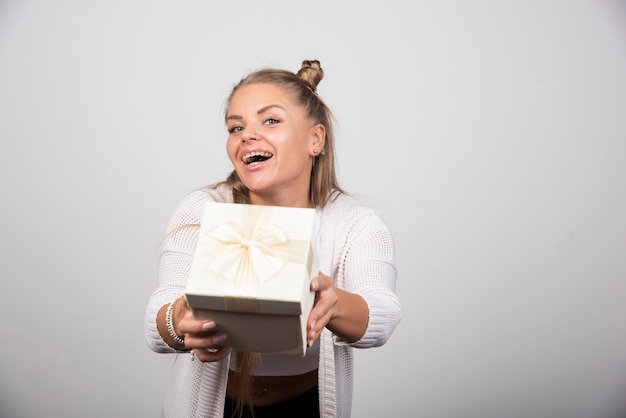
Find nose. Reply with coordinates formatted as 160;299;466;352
242;127;258;141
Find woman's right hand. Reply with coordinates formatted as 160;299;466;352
174;299;232;362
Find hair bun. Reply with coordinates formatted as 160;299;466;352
297;60;324;91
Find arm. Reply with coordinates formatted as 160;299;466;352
307;203;402;348
144;188;235;360
144;190;207;353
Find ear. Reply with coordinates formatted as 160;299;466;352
309;124;326;156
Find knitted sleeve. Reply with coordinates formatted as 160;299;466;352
144;186;232;353
332;200;402;349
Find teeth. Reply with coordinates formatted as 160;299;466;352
243;151;273;164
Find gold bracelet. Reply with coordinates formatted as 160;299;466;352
165;297;185;346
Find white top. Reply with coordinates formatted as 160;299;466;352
145;184;401;418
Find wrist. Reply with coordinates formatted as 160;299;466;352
166;297;185;346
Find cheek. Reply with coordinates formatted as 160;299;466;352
226;138;238;162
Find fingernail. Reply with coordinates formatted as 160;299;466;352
311;281;319;290
202;321;216;331
213;333;226;344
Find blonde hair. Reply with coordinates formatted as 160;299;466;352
220;59;343;207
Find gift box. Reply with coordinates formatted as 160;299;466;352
185;202;318;356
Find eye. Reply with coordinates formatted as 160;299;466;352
228;125;243;134
264;118;279;126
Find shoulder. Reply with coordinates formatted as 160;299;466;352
321;192;391;238
167;183;233;227
178;183;233;208
190;183;233;202
324;192;383;223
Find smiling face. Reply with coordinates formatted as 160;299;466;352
226;83;325;207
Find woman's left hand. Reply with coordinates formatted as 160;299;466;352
307;273;338;347
307;272;368;347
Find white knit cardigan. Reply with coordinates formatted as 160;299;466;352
145;185;402;418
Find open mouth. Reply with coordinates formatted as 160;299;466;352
242;151;273;166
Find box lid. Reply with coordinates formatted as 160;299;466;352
185;202;318;316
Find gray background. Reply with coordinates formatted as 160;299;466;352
1;1;626;417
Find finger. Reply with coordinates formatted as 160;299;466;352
308;309;333;342
310;272;332;291
184;331;227;350
307;307;331;347
178;318;217;335
310;286;337;321
192;346;232;363
307;319;327;347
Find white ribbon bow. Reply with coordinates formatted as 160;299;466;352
207;205;286;283
201;205;309;297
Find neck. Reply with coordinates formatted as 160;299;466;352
249;191;313;208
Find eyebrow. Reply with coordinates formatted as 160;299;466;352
257;104;285;114
226;104;286;121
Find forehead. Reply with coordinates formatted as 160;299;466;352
229;83;297;110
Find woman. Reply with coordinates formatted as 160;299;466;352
145;60;402;418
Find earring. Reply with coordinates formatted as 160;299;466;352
313;149;319;155
320;148;326;156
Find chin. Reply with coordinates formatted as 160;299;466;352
241;182;271;196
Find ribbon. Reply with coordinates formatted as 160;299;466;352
199;205;310;299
